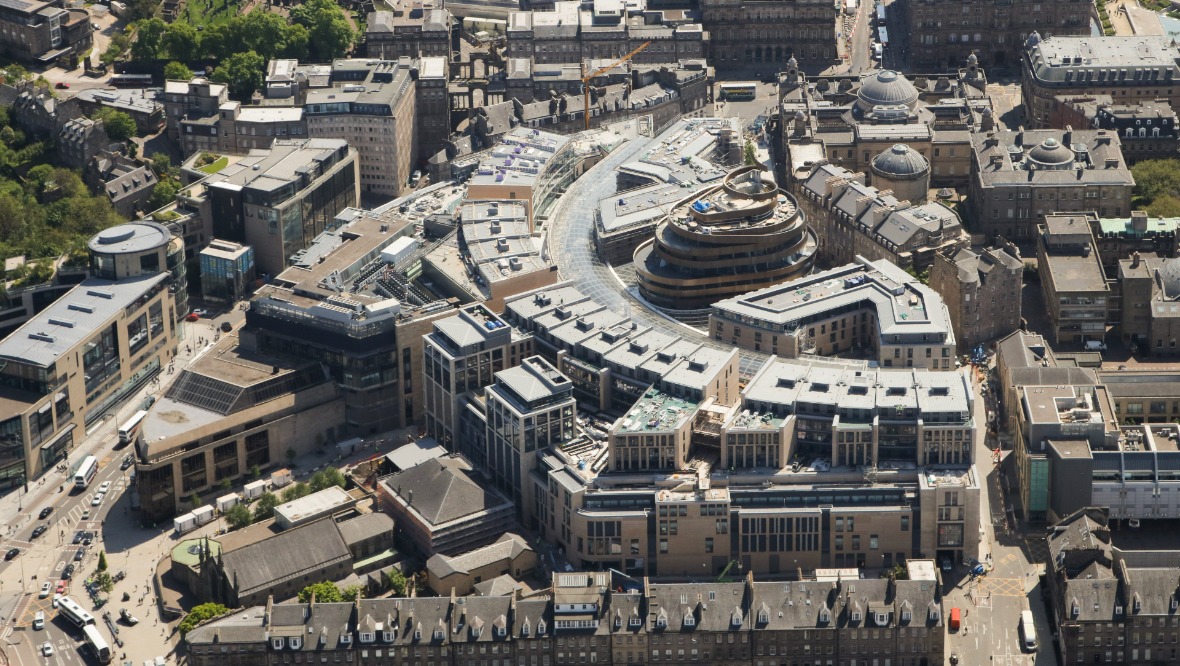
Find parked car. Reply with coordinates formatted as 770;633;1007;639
54;82;68;89
185;312;199;322
31;525;46;539
220;321;232;332
39;582;51;598
42;642;54;656
119;608;139;625
39;507;53;519
4;548;18;560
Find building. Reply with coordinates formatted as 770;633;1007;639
421;304;534;455
364;3;453;60
0;224;182;488
1116;254;1180;356
1021;33;1180;129
906;0;1088;69
188;138;359;276
273;486;356;530
779;62;993;189
465;127;582;229
425;532;537;596
93;156;158;218
1048;96;1179;165
1036;213;1111;345
710;256;957;368
1092;211;1180;277
376;454;517;557
162;78;229;146
198;240;256;304
967;129;1134;241
73;87;165;135
929;244;1024;349
633;166;818;310
698;0;835;69
797;162;967;270
186;567;947;666
0;0;91;65
57;117;111;171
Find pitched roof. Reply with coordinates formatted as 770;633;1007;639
219;518;351;597
427;532;532;579
379;455;511;526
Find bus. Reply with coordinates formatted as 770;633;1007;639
56;596;96;628
876;3;886;25
109;73;153;88
82;624;112;664
73;455;98;490
718;83;757;102
118;410;148;447
1020;610;1038;652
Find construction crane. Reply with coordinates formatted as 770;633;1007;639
581;41;651;130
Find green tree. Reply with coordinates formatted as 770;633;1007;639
97;551;108;572
225;503;253;530
163;22;200;63
1133;158;1180;205
218;477;233;491
384;568;407;596
1147;194;1180;218
148;151;176;179
249;464;261;479
341;585;364;602
163;60;192;82
178;603;230;637
286;447;297;463
309;466;346;492
94;571;114;593
126;0;159;22
188;491;204;508
290;0;354;61
93;108;137;142
298;581;342;603
280;482;310;502
252;491;279;520
131;18;167;61
210;50;264;101
146;177;179;211
743;140;757;166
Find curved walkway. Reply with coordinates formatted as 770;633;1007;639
547;134;771;378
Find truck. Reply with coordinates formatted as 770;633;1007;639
271;468;294;489
243;479;267;499
192;505;214;526
216;494;239;513
949;607;961;632
1020;610;1038;652
173;513;197;534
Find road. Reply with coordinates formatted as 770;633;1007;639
547;125;771;378
940;365;1059;666
847;0;875;74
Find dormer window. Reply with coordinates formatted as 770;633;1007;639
731;609;742;627
875;612;888;626
851;610;862;622
495;626;506;638
360;633;374;644
413;628;422;641
431;627;442;641
536;620;546;635
290;637;302;650
338;634;350;646
1134;596;1143;613
901;609;912;623
271;638;284;650
655;615;667;629
819;608;831;623
629;616;642;628
382;632;394;642
521;622;530;637
758;610;769;624
1172;597;1178;611
1116;605;1124;616
683;614;695;627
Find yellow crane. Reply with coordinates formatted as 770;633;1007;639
581;41;651;130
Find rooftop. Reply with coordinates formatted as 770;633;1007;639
87;221;172;255
1025;34;1180;85
203;138;350;195
217;517;351;597
273;486;353;526
378;455;513;527
469;127;572;189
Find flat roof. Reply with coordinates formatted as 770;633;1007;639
0;273;168;368
468;127;571;188
273;486;352;524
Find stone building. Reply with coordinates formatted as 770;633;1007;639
57;117;111;170
779;60;992;189
1117;254;1180;356
929;244;1024;349
1090;211;1180;277
797;162;967;270
0;0;92;65
699;0;836;70
1036;213;1110;345
1048;96;1179;165
1021;33;1180;129
906;0;1088;69
365;3;453;60
967;129;1134;241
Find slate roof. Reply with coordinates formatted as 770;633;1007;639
219;518;351;598
379;455;511;526
427;532;532;579
336;512;394;548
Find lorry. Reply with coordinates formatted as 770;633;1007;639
173;512;197;534
271;468;294;489
216;494;239;513
243;479;267;499
192;505;214;526
949;607;961;632
1020;610;1038;652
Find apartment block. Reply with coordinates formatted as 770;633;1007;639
0;0;91;64
709;257;957;369
1036;213;1111;345
929;244;1024;349
365;3;453;60
907;0;1088;69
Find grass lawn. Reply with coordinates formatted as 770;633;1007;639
196;156;229;174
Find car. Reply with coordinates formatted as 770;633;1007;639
99;481;112;493
62;564;75;579
41;642;54;656
74;547;85;561
39;507;53;519
56;580;67;594
220;321;232;332
4;547;18;560
82;534;92;546
72;531;83;545
949;652;959;665
54;82;68;89
409;170;422;187
119;608;139;625
81;508;91;520
33;611;45;630
39;582;51;598
192;308;207;317
941;558;952;572
52;594;61;608
185;312;199;322
1085;340;1108;352
120;455;134;470
31;525;47;539
91;493;104;506
91;22;98;29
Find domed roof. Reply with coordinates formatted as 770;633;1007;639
856;70;919;111
871;144;930;178
1159;258;1180;299
967;52;978;66
1027;137;1075;167
1025;31;1042;50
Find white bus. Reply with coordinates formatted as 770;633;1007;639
81;624;112;663
1020;610;1038;652
73;456;98;490
118;410;148;447
56;596;96;627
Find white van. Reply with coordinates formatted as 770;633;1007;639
1020;610;1038;652
33;611;44;630
873;43;883;60
1084;340;1107;352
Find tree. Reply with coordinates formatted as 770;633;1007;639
97;551;108;572
298;581;342;603
290;0;354;61
219;477;233;491
125;0;159;22
146;177;179;211
225;503;252;530
163;22;200;63
341;585;364;602
249;464;261;479
743;140;757;166
93;108;137;142
252;492;279;521
1133;158;1180;205
163;60;193;82
286;447;297;464
94;571;114;593
210;50;264;102
131;18;167;62
309;466;346;492
280;482;310;502
188;491;204;508
384;568;407;596
1147;194;1180;218
179;603;230;637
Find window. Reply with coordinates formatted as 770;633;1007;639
290;638;302;649
870;535;879;550
683;614;695;627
